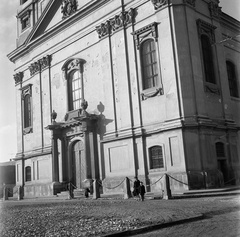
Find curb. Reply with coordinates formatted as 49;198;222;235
171;191;240;199
101;214;204;237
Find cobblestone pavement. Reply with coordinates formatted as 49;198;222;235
137;196;240;237
0;195;239;236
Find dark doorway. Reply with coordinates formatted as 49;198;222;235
217;159;228;183
72;140;85;189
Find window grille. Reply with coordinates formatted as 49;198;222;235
141;39;159;90
26;166;31;182
226;61;239;97
149;146;164;169
216;142;225;157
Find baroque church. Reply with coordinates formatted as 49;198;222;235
8;0;240;198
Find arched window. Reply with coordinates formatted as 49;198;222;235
22;84;32;134
23;94;32;128
215;142;225;158
25;166;31;182
201;35;215;84
68;70;82;111
226;61;239;98
149;146;164;169
140;39;159;90
62;58;86;112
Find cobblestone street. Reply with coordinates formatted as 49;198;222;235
137;196;240;237
0;195;239;236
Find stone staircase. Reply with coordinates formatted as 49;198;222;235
56;189;86;199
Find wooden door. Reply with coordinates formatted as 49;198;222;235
72;140;85;189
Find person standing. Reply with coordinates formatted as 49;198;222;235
139;182;146;201
133;176;140;200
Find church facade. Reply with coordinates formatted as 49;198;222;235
8;0;240;198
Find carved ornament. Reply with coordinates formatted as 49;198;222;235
96;9;135;38
61;0;78;19
61;58;86;79
14;71;24;85
141;88;163;100
197;19;216;44
21;84;32;100
150;0;168;10
39;55;51;70
29;55;51;76
208;2;220;18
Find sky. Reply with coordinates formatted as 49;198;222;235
0;0;239;163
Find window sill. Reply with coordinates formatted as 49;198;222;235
23;127;33;135
231;96;240;102
149;168;166;173
204;83;220;95
141;87;163;100
21;25;30;33
64;109;82;122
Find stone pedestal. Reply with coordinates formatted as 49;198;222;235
3;187;8;201
163;174;172;200
17;186;23;200
92;179;100;199
124;177;131;199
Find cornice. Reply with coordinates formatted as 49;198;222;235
8;0;113;63
220;12;240;32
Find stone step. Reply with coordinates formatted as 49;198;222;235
73;189;85;197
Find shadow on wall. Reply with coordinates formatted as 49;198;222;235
96;101;113;180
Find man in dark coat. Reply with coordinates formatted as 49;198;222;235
133;176;140;200
139;182;146;201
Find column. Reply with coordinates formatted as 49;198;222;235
61;138;68;182
52;133;59;182
89;130;99;180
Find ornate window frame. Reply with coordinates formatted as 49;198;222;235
61;58;86;113
21;84;33;135
132;22;163;100
18;8;31;32
197;19;220;95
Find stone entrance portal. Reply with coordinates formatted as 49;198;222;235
72;140;85;189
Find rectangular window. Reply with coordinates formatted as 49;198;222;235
149;146;164;169
227;61;239;97
21;15;30;31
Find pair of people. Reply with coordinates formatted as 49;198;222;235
133;176;146;201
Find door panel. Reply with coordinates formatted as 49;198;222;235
72;140;85;189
